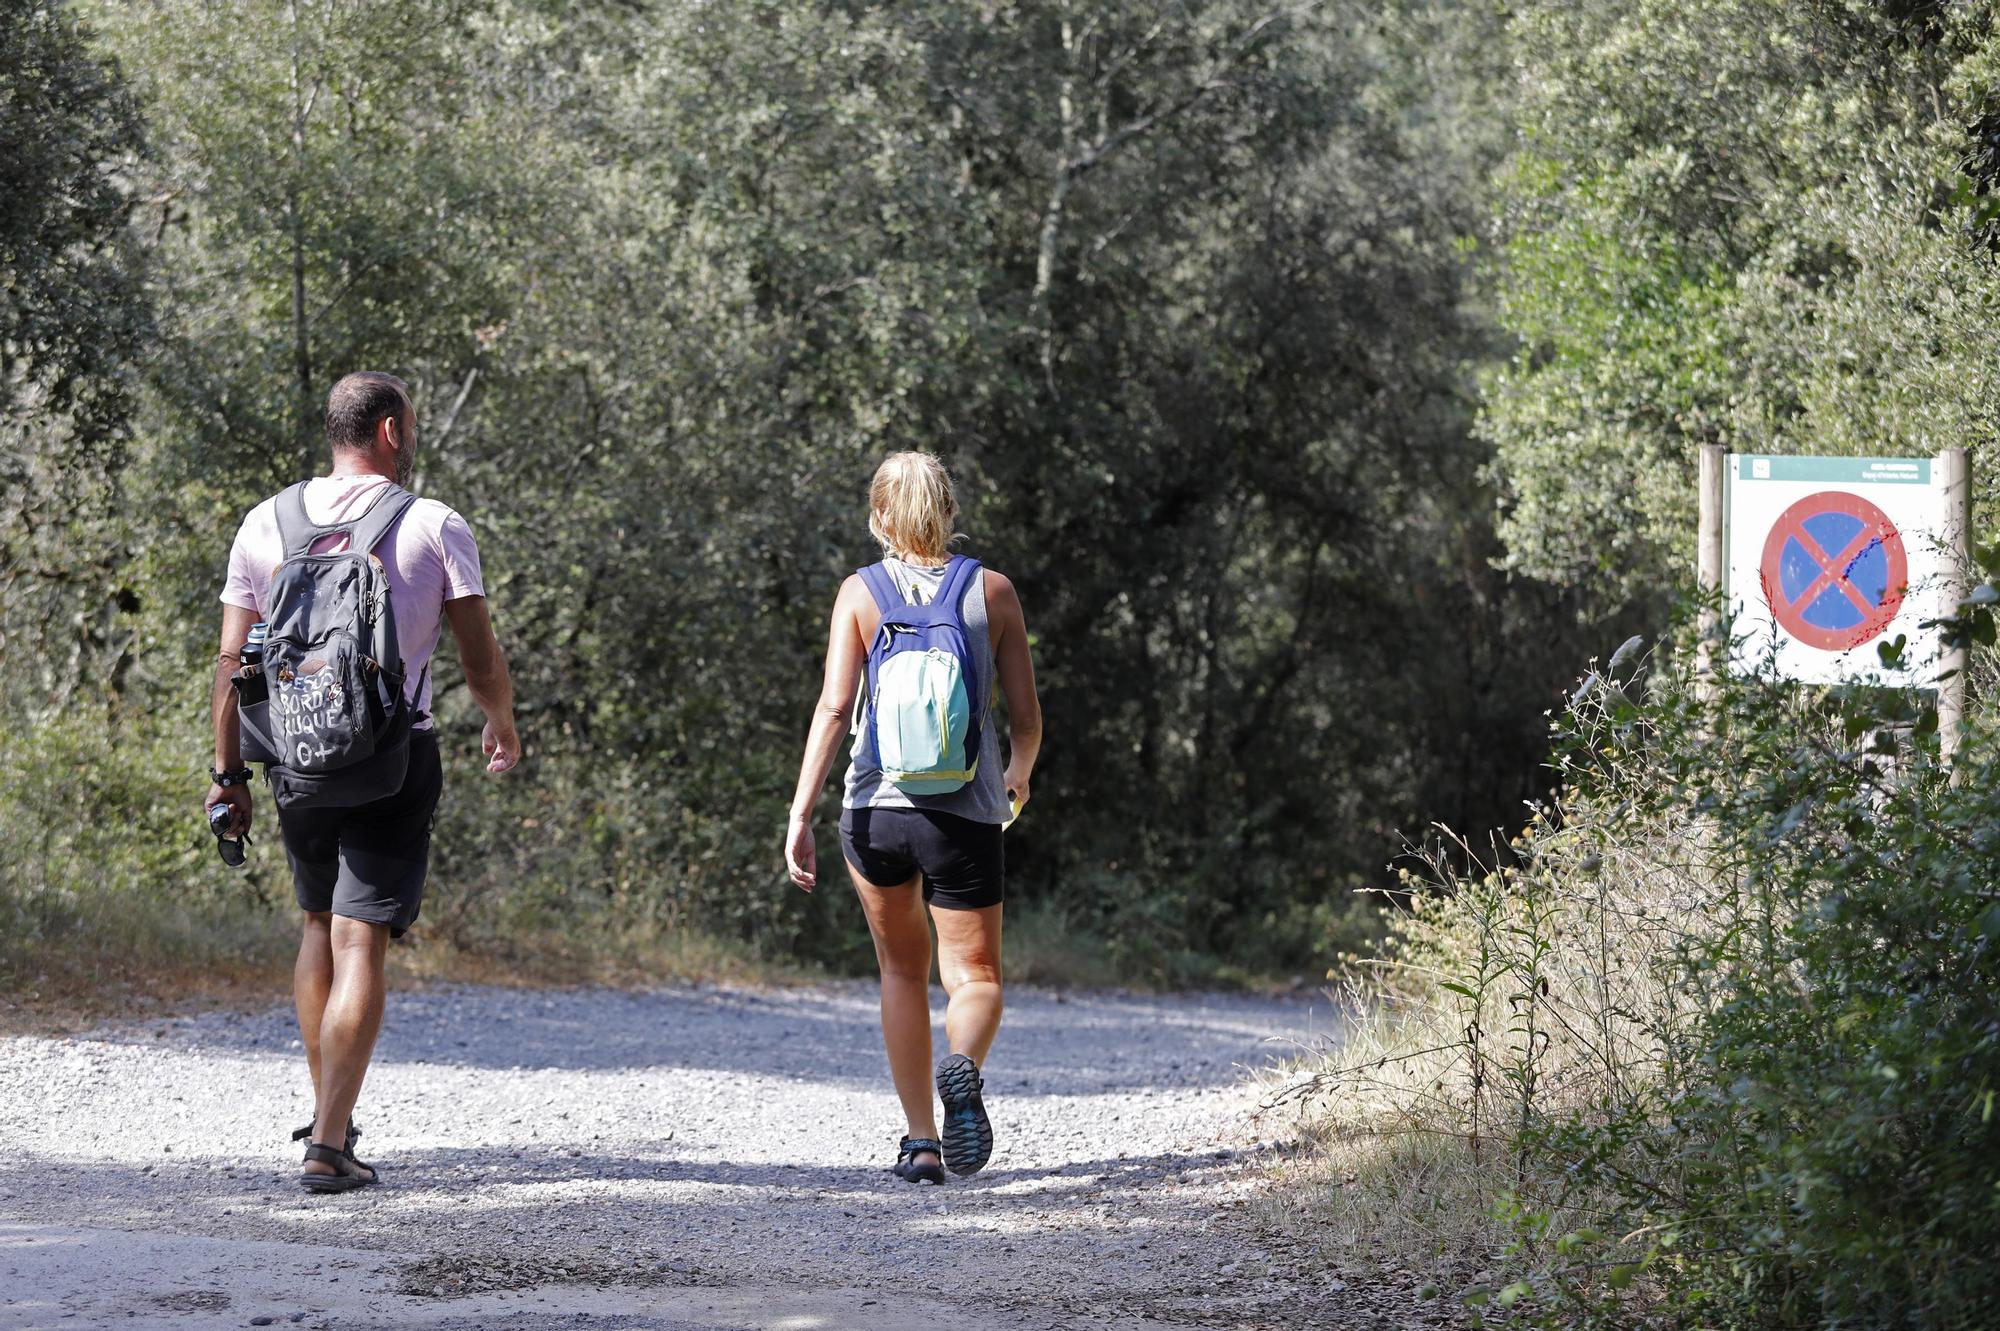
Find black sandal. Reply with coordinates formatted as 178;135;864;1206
291;1119;361;1151
299;1142;380;1194
893;1136;946;1185
936;1053;993;1176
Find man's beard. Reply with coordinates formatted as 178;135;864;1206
394;445;415;487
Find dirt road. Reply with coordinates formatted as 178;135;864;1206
0;982;1363;1329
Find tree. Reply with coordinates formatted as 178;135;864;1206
19;0;1594;977
1483;0;2000;622
0;0;148;711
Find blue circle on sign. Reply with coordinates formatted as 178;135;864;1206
1777;512;1888;630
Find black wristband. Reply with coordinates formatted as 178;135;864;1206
210;766;254;788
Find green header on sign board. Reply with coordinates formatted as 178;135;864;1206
1731;454;1931;484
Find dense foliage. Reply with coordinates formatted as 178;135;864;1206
0;0;145;710
1484;0;2000;618
1274;2;2000;1321
2;1;1581;979
1294;607;2000;1328
10;0;2000;1317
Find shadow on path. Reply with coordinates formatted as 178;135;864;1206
0;1140;1319;1323
85;982;1334;1092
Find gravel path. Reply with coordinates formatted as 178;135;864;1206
0;982;1357;1329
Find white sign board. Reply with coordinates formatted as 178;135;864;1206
1724;454;1952;686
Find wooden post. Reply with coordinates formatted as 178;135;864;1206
1697;444;1727;703
1937;447;1972;775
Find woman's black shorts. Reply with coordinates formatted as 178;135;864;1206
838;806;1004;910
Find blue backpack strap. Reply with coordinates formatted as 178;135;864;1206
935;555;981;621
854;562;901;766
936;555;985;755
857;561;903;616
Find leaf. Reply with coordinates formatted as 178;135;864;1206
1555;1227;1603;1254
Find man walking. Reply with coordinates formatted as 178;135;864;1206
203;371;519;1192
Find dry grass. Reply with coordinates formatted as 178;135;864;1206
390;918;799;991
2;882;1220;1039
0;892;801;1037
1257;991;1539;1291
1001;900;1129;989
1262;806;1721;1305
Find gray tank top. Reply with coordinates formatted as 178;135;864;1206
843;557;1009;823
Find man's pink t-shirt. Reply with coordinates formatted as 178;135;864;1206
220;475;484;730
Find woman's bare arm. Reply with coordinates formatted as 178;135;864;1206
785;576;871;890
985;571;1043;810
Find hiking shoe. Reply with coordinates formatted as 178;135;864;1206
299;1142;380;1194
935;1053;993;1176
893;1136;946;1185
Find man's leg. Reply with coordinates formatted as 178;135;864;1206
303;915;389;1177
294;911;334;1096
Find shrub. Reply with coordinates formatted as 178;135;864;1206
1284;600;2000;1328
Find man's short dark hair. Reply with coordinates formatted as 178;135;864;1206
325;372;411;452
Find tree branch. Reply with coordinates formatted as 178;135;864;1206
1028;6;1305;384
432;367;479;450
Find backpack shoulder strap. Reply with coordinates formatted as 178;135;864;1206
345;484;418;558
936;555;982;622
939;555;986;744
273;482;323;561
273;480;415;560
857;562;903;614
853;563;904;761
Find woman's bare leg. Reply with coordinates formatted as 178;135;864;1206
849;865;940;1161
932;903;1003;1063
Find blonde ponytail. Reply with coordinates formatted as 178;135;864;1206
867;451;961;565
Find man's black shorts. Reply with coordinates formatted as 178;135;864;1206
838;806;1004;910
276;731;443;937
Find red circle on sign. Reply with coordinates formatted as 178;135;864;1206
1758;490;1908;652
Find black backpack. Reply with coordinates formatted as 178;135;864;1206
238;482;423;808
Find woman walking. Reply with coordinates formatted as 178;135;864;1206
785;451;1042;1184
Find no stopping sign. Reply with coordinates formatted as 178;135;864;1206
1758;490;1907;652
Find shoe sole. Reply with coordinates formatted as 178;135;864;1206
935;1054;993;1176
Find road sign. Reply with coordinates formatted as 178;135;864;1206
1724;455;1953;685
1759;491;1907;652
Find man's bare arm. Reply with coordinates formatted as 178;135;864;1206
204;603;258;834
443;594;520;774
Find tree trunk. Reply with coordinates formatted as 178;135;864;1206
288;0;315;480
